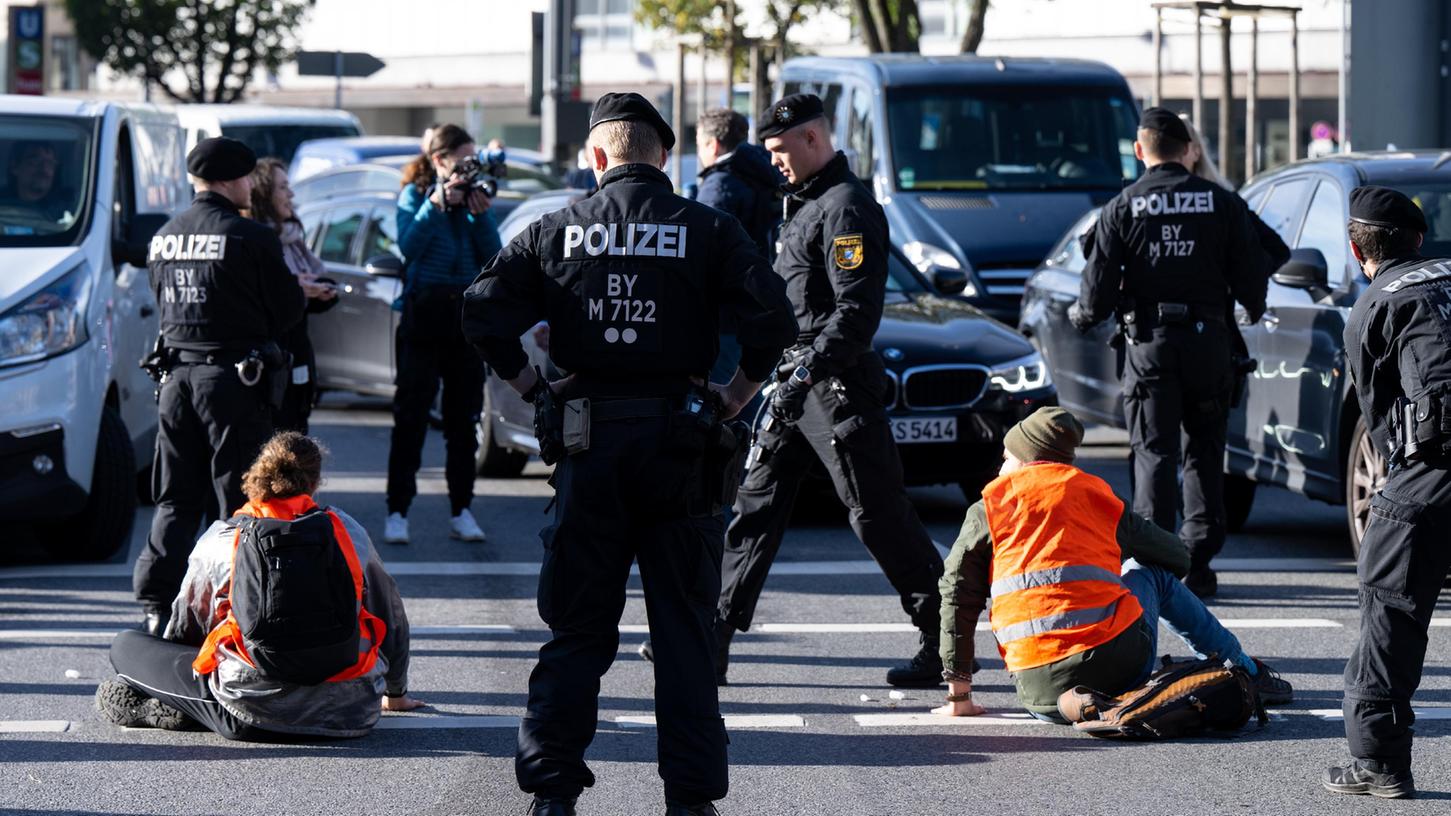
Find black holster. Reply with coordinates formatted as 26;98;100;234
139;336;171;401
692;419;750;518
533;371;565;466
258;343;293;411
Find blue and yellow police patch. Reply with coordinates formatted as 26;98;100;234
832;234;864;270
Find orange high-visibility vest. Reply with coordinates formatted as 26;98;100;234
982;463;1143;673
193;494;385;682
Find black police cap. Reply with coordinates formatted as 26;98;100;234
589;92;675;151
757;94;826;141
1350;185;1428;233
186;137;257;182
1138;107;1192;144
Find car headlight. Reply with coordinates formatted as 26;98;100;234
989;352;1052;393
902;240;978;297
0;266;91;367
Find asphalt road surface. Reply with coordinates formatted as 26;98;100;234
3;395;1449;816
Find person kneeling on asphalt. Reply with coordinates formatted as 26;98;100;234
932;407;1292;722
97;432;422;739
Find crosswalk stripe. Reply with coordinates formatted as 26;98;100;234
0;557;1358;581
754;623;920;633
410;625;516;635
855;713;1050;727
1306;708;1451;721
0;720;71;732
616;715;806;729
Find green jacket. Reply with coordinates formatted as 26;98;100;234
939;476;1190;718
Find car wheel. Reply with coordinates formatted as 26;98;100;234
476;387;529;478
45;406;136;561
1345;415;1385;558
1224;474;1256;533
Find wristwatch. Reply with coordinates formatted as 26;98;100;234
790;365;813;386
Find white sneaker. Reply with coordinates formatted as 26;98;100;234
384;512;410;545
450;509;486;542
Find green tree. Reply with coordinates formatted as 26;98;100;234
852;0;921;53
65;0;315;103
636;0;836;79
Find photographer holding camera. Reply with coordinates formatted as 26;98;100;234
385;124;502;546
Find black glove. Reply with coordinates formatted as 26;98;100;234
769;370;812;425
1067;302;1096;334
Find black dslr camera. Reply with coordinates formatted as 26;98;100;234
448;150;507;209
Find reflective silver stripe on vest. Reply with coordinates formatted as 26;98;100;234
992;599;1124;646
989;564;1124;599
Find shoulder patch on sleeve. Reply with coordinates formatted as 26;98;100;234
832;233;864;270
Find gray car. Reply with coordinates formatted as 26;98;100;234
295;179;550;477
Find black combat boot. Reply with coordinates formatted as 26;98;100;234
141;605;170;637
885;634;944;688
1323;761;1415;799
95;680;197;730
527;797;578;815
665;802;719;815
1184;566;1217;599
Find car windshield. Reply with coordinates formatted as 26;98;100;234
886;85;1140;191
1394;183;1451;258
221;123;361;165
0;114;96;247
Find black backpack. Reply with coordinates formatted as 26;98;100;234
1057;656;1268;739
228;510;361;685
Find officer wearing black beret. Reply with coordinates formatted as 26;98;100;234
1325;186;1449;800
462;92;794;816
132;137;304;634
1069;107;1269;598
714;93;949;688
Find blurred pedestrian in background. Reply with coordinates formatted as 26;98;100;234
384;124;501;546
245;157;339;434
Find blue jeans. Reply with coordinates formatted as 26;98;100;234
1121;558;1254;684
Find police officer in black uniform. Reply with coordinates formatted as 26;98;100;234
1324;187;1451;800
133;138;304;634
1070;108;1266;599
716;94;948;688
461;93;794;816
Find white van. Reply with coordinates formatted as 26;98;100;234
0;96;187;559
176;104;363;165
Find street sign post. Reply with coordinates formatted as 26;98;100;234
7;5;45;95
295;50;386;109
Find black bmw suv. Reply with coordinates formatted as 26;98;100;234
1021;150;1451;553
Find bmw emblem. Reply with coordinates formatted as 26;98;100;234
882;347;904;362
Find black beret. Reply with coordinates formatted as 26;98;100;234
186;137;256;182
1138;107;1192;144
589;92;675;151
1350;185;1428;233
757;94;826;140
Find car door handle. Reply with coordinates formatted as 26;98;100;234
139;305;155;318
1260;310;1279;329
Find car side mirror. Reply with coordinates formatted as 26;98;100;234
932;268;969;296
112;212;169;269
363;253;404;278
1272;247;1330;298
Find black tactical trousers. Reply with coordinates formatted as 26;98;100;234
110;630;265;740
719;359;944;634
134;361;271;607
1122;322;1232;568
517;415;728;806
1344;473;1451;772
386;289;484;517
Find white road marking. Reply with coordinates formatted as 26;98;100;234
616;715;805;729
1216;618;1342;629
0;629;118;640
0;720;71;732
410;625;516;635
1213;557;1354;572
855;713;1051;727
754;623;919;634
373;715;519;730
1307;708;1451;721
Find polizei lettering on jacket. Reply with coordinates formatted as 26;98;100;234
562;222;688;259
148;233;228;262
1384;260;1451;294
1129;191;1215;218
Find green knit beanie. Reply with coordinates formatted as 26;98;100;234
1003;406;1085;465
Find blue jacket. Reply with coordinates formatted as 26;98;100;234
396;183;502;294
696;142;784;258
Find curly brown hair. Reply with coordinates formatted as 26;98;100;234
401;123;474;193
245;157;295;230
242;432;326;502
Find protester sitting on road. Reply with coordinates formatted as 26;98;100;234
245;157;339;434
384;123;501;546
96;432;421;740
932;407;1293;722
